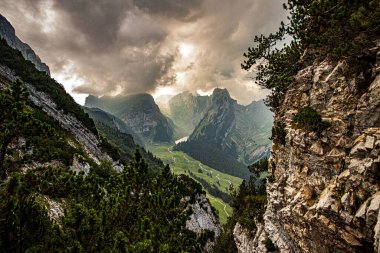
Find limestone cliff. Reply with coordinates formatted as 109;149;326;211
0;14;50;75
235;43;380;253
0;64;112;167
185;193;221;252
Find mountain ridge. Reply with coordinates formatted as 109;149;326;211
175;88;273;175
0;20;221;252
0;14;50;75
85;93;174;143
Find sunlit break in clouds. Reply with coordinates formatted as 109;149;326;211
0;0;287;104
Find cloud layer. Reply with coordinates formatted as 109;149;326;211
0;0;286;104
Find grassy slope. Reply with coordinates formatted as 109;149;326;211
147;143;242;224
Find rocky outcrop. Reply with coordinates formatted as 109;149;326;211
233;222;271;253
261;52;380;252
185;193;221;252
70;154;91;175
0;14;50;75
185;194;221;237
0;65;114;166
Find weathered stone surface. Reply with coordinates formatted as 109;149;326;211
185;194;221;237
350;142;366;156
365;136;376;149
0;15;50;75
70;154;91;175
242;57;380;253
185;194;221;252
310;141;324;156
233;222;270;253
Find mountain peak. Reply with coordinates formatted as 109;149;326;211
211;88;236;105
212;88;230;97
0;14;50;75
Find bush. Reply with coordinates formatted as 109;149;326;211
270;122;286;145
242;1;380;110
293;107;329;133
263;238;276;252
0;39;97;135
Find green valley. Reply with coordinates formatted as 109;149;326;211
147;143;243;224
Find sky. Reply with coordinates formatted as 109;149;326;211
0;0;287;105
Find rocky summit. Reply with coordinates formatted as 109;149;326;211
0;15;50;75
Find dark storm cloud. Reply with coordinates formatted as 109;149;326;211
52;0;132;50
133;0;203;21
0;0;287;104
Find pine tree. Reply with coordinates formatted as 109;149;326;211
0;80;50;179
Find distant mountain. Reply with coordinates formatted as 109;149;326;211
85;93;174;143
0;22;220;251
0;14;50;75
167;91;212;135
175;88;273;178
83;107;144;147
154;94;174;116
83;107;163;169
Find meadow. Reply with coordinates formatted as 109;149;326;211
147;143;243;224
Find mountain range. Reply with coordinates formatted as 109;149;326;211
85;93;174;144
84;88;273;178
167;91;212;135
0;14;50;75
0;15;220;251
173;88;272;178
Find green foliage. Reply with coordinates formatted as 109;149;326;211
0;156;214;252
175;140;250;179
248;158;268;176
263;238;276;252
242;0;380;110
270;121;287;145
188;170;231;204
0;39;97;134
0;39;215;252
293;107;329;133
212;218;238;253
214;159;269;251
0;81;89;177
94;121;164;171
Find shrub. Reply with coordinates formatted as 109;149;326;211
263;238;276;252
293;107;329;133
270;122;286;145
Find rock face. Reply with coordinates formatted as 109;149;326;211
0;14;50;75
0;65;110;165
85;94;174;143
168;91;212;135
185;193;221;252
186;194;221;237
83;107;144;147
260;55;380;253
234;222;271;253
186;88;272;165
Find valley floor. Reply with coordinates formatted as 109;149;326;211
147;143;243;224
